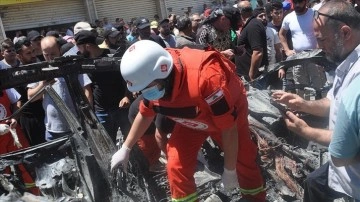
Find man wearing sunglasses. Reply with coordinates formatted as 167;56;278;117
273;0;360;201
279;0;326;97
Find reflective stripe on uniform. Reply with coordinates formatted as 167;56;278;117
171;192;198;202
239;185;265;195
25;182;36;188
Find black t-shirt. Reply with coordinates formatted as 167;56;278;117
89;49;129;111
15;85;44;117
237;17;268;79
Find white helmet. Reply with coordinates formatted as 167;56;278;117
120;40;173;92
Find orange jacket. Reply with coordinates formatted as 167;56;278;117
139;48;247;132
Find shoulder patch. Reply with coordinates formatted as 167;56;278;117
205;89;224;105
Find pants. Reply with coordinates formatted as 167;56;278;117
292;63;326;98
0;127;39;195
303;162;348;202
167;97;265;202
96;107;131;143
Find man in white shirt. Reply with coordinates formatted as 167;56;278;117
273;1;360;201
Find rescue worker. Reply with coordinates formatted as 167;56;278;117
0;89;39;195
111;40;265;202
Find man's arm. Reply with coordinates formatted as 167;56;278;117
284;111;332;146
249;48;263;81
83;84;93;108
222;124;238;170
274;43;282;63
279;28;295;56
331;155;360;167
272;91;330;117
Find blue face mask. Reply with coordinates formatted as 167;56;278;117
141;85;165;100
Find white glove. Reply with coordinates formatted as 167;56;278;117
221;168;239;191
111;145;131;172
0;124;10;135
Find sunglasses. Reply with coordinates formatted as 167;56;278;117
313;10;348;25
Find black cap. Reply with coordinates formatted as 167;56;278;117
134;17;150;29
159;18;170;25
46;30;60;38
27;30;43;41
74;30;97;45
103;29;121;38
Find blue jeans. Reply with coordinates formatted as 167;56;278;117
45;130;72;141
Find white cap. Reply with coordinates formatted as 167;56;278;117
74;22;94;35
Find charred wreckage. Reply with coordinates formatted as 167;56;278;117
0;50;340;202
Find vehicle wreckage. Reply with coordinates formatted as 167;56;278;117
0;50;343;202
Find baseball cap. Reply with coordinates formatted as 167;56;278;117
150;21;158;29
159;18;170;25
283;1;292;10
103;29;121;38
46;30;60;38
74;22;94;35
74;30;97;45
134;17;150;29
27;30;43;41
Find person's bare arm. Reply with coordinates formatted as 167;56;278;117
249;48;263;81
284;111;332;146
272;91;330;117
28;80;55;101
83;84;93;108
274;43;282;63
279;28;295;56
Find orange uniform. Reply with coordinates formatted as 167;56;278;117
0;90;39;195
139;48;265;201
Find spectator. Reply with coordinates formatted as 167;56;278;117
150;21;159;36
197;7;240;60
103;17;113;31
132;17;166;48
0;39;20;69
75;30;131;142
27;36;92;141
63;21;95;56
14;38;46;145
175;15;196;48
168;14;179;36
190;13;201;38
95;19;105;36
158;19;176;48
13;30;23;44
279;0;326;97
27;30;45;61
237;1;269;87
272;1;360;200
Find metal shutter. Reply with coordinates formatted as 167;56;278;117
0;0;87;31
163;0;213;16
95;0;157;24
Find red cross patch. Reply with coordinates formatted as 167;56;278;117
128;45;135;52
161;64;167;72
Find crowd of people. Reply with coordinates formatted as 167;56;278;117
0;0;360;201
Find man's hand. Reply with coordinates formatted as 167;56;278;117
221;168;239;191
285;49;296;57
283;111;309;135
272;90;306;112
8;119;17;129
111;145;131;172
221;49;235;60
119;97;130;108
278;69;286;79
